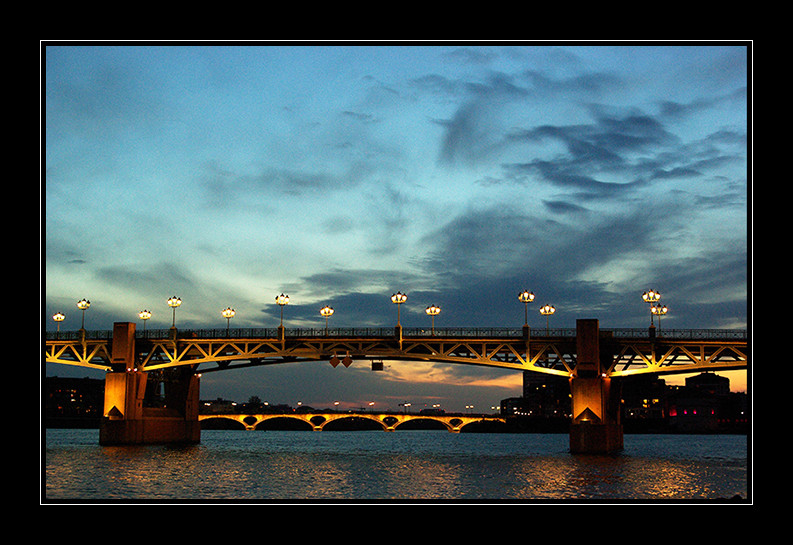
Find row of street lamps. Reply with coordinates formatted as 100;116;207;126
517;290;556;332
51;288;668;333
642;289;668;328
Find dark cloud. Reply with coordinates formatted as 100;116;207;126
542;199;588;214
442;47;500;66
504;159;642;197
506;108;679;173
418;202;654;288
432;72;531;167
522;69;623;96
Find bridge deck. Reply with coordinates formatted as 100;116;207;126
45;326;748;379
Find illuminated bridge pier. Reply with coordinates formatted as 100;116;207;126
45;319;748;453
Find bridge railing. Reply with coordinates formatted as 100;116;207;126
46;326;747;341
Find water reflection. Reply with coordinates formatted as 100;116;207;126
44;430;747;501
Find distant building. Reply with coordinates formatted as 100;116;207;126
519;372;571;418
667;373;747;433
685;371;730;395
499;372;571;431
622;375;668;422
45;376;104;427
200;397;238;414
501;371;748;434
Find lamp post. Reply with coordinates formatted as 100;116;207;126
518;290;535;325
76;299;90;329
539;304;555;334
651;303;667;332
138;310;151;336
425;304;441;335
53;312;65;337
276;293;289;327
391;292;407;326
167;296;181;328
222;307;235;335
642;289;661;326
320;305;334;335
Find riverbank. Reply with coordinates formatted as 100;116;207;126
44;415;749;434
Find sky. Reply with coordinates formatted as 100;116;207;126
42;42;750;412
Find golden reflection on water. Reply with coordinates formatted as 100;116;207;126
45;430;747;501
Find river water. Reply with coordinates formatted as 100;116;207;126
43;429;749;503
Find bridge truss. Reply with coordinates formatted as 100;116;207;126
45;327;748;379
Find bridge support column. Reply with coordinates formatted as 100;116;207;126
99;322;201;446
568;319;623;454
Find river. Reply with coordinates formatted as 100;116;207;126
43;429;749;503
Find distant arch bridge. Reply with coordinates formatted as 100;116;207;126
198;412;504;432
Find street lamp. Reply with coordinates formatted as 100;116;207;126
539;304;555;334
425;304;441;335
222;307;235;335
518;290;535;325
167;296;182;328
76;298;90;329
276;293;289;326
138;310;151;335
391;292;407;325
642;289;661;326
320;305;334;334
651;303;668;331
53;312;65;336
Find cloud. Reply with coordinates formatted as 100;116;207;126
44;45;749;409
95;261;197;295
381;360;522;391
542;200;588;214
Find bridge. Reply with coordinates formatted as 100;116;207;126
44;319;748;453
198;412;505;432
46;324;747;378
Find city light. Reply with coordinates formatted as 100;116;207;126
539;304;555;334
391;292;407;326
320;305;334;334
138;310;151;334
276;293;289;327
76;298;90;329
222;307;235;334
53;312;65;334
425;304;441;335
518;290;535;325
642;289;661;326
652;304;668;331
167;296;182;327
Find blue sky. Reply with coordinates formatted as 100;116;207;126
43;42;750;411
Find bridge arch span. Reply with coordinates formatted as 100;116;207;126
255;416;313;431
197;413;505;433
199;414;247;430
320;414;387;431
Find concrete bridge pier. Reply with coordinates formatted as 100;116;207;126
568;319;623;454
99;322;201;445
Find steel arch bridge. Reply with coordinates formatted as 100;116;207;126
45;320;749;451
45;325;748;379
